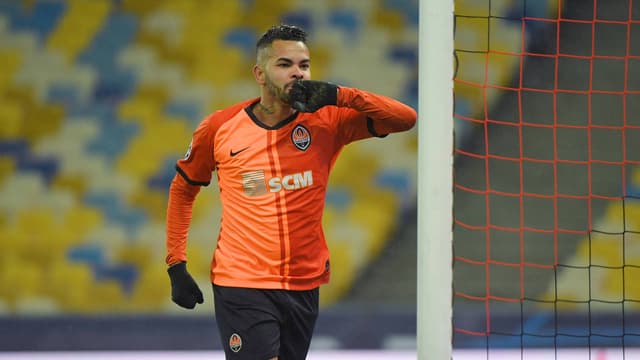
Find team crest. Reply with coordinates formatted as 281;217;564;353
183;140;193;160
291;124;311;151
229;333;242;353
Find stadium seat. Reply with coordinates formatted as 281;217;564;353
129;263;172;311
0;259;44;309
46;260;94;312
91;279;128;312
0;157;15;185
46;0;112;62
0;99;24;139
0;48;22;93
321;240;356;306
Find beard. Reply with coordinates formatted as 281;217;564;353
264;74;291;103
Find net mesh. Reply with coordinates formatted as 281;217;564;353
452;0;640;356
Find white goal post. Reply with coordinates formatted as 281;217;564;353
417;0;454;359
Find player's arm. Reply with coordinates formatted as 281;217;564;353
165;115;217;309
165;174;204;309
166;174;201;266
288;80;416;134
335;86;416;135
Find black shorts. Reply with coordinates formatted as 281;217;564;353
213;284;319;360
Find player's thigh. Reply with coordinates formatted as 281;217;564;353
213;285;281;360
279;288;319;360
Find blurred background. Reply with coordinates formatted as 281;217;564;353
1;0;639;355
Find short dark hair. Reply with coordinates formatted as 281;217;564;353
255;24;308;52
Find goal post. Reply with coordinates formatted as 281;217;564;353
417;0;455;359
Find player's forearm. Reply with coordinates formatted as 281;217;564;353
337;86;417;133
165;174;201;265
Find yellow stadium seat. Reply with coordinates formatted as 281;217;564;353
116;243;153;270
118;96;163;127
329;146;380;190
45;260;94;312
191;182;221;222
370;8;405;34
118;85;169;127
91;280;127;312
0;99;24;139
243;0;293;32
128;189;167;222
590;234;623;267
347;190;398;259
46;0;112;62
156;117;192;152
0;49;22;93
0;259;44;309
0;227;21;263
455;0;490;17
625;267;640;307
62;206;104;244
189;46;246;88
22;103;65;144
321;240;356;306
157;0;198;17
51;173;87;199
626;201;640;232
130;264;172;311
116;116;192;183
120;0;161;16
322;205;339;231
184;243;212;279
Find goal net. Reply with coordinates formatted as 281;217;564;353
451;0;640;358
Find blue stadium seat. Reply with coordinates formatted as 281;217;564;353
147;157;177;191
164;99;202;124
95;263;138;294
15;154;58;185
327;9;361;40
84;191;148;233
280;10;313;32
11;0;66;41
0;139;29;158
85;119;139;159
223;27;257;60
77;13;137;75
382;0;418;25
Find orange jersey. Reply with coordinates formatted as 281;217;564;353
166;86;416;290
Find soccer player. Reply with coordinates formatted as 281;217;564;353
165;24;417;360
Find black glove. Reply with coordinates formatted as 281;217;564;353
288;80;338;112
167;262;204;309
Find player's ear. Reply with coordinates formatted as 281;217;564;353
253;64;265;85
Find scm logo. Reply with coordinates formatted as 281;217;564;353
268;170;313;192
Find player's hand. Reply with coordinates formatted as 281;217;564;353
288;80;338;112
167;262;204;309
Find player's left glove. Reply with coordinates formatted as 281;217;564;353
288;80;338;112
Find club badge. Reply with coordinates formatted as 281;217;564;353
229;333;242;353
291;124;311;151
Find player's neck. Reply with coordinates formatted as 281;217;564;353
254;100;296;127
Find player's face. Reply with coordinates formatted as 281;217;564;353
260;40;311;103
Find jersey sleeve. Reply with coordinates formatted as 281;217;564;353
175;114;216;186
331;86;417;145
165;174;201;265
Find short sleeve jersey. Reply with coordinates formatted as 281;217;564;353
175;97;381;290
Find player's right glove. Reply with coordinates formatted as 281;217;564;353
167;262;204;309
288;80;338;112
